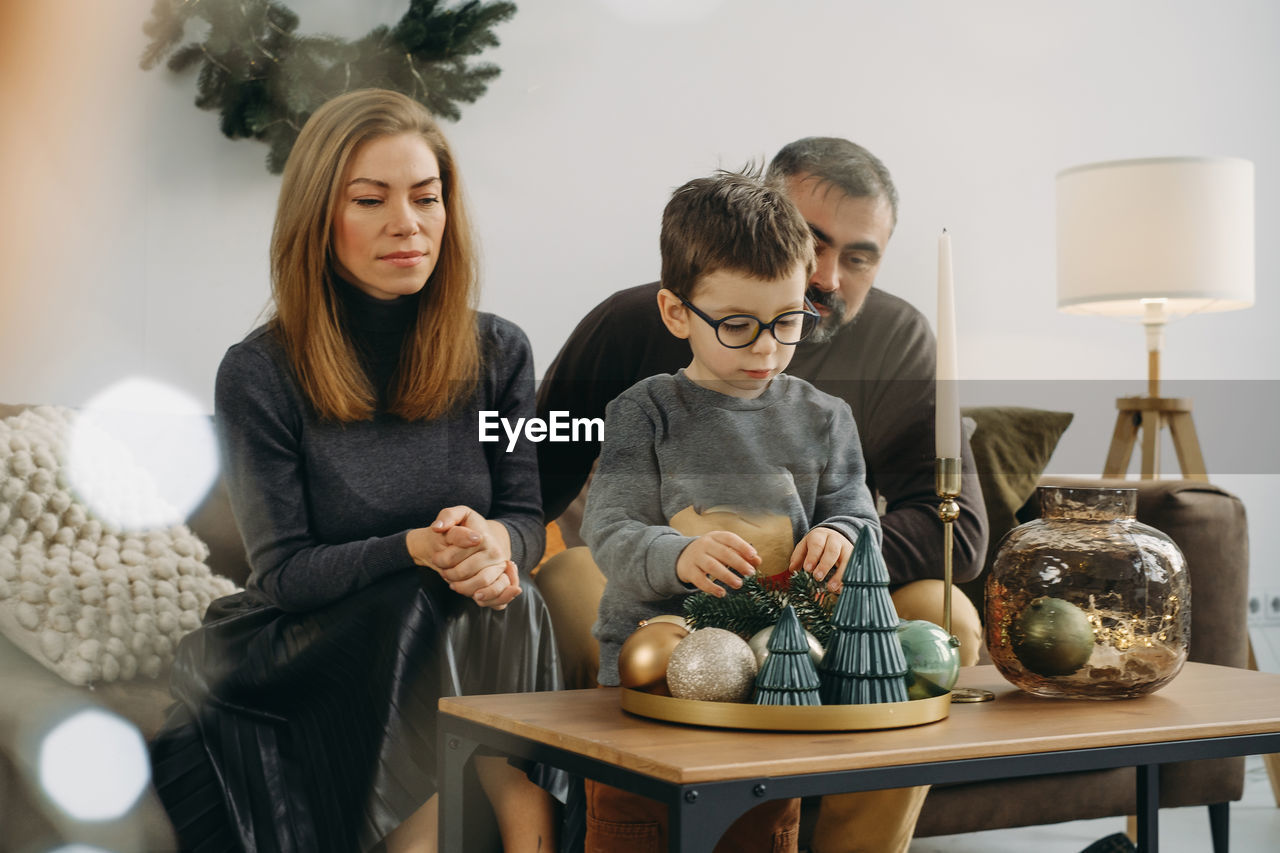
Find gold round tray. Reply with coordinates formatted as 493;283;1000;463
620;688;951;731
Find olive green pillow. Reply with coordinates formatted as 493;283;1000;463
960;406;1074;572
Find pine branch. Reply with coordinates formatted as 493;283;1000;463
140;0;188;70
167;43;206;74
683;575;783;638
141;0;514;172
785;570;836;645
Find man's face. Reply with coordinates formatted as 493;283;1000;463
784;175;894;341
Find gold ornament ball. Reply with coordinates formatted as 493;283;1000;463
1011;596;1095;677
618;620;689;693
666;628;758;703
643;614;689;630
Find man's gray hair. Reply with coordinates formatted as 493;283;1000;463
766;137;899;227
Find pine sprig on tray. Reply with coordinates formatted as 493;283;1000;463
683;571;836;643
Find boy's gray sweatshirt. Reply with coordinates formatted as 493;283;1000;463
583;369;880;686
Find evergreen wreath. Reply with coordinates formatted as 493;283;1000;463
683;571;837;646
140;0;517;173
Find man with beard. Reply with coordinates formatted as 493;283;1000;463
534;138;988;853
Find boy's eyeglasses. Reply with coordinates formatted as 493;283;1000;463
680;298;821;349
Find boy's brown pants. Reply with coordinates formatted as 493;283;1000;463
585;777;800;852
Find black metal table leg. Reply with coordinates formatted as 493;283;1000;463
668;782;769;853
438;724;479;852
669;787;715;852
1135;764;1159;852
1207;801;1229;853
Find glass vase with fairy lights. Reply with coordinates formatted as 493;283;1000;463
985;486;1190;699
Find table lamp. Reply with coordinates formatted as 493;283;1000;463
1055;156;1255;479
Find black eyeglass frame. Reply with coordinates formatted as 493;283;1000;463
679;297;822;349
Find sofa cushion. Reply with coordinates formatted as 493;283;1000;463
961;406;1074;567
0;406;238;686
3;403;252;586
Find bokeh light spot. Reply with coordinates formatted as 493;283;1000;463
68;377;218;530
38;708;150;822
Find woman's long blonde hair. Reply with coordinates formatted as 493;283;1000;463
270;88;479;422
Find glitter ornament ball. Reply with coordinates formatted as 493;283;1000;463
666;628;758;702
618;620;689;694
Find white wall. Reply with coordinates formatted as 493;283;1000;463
2;0;1277;590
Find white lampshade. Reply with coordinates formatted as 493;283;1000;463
1056;156;1255;317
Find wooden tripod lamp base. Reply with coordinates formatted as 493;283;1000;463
1103;396;1208;481
1101;346;1209;481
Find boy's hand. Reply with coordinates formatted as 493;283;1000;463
676;531;760;598
789;527;855;593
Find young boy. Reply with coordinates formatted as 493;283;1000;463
581;169;882;851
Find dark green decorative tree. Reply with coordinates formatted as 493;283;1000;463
683;570;836;645
818;531;909;704
753;605;822;706
140;0;517;172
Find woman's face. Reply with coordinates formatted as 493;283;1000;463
332;132;447;301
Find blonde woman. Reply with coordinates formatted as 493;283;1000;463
151;89;561;853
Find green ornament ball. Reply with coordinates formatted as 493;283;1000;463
1011;596;1095;677
895;620;960;699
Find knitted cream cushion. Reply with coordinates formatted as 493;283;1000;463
0;406;237;685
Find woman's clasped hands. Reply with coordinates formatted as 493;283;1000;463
408;505;522;609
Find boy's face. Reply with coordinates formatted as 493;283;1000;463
658;263;809;399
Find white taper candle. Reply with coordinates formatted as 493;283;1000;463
936;229;961;458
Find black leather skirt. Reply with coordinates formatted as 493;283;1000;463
150;568;567;852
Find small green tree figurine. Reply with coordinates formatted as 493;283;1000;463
818;530;909;704
753;605;822;706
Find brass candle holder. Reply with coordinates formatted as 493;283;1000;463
937;456;994;703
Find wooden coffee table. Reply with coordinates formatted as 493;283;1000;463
438;663;1280;852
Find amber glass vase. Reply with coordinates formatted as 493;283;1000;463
985;486;1190;699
